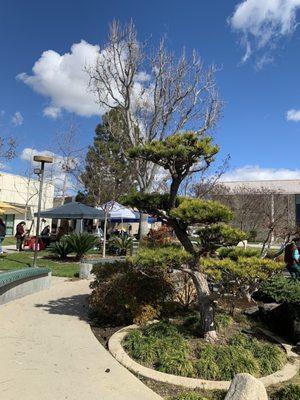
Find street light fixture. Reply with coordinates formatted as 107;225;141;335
32;155;53;268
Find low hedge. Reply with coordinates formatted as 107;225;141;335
259;276;300;304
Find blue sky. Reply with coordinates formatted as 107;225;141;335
1;0;300;182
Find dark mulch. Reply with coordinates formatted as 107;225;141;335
91;324;124;348
137;377;226;399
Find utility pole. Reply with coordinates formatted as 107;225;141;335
32;155;53;268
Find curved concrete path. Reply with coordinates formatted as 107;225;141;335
0;277;162;400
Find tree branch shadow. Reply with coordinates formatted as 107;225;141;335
35;294;89;321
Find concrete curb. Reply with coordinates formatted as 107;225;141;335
0;268;51;305
108;324;300;391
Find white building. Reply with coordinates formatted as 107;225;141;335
0;171;54;235
222;179;300;195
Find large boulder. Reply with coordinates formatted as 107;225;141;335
225;373;268;400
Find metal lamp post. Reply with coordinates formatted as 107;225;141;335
32;155;53;268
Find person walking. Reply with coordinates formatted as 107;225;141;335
284;241;300;279
15;221;26;252
0;218;6;254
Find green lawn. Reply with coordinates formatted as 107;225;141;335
3;236;17;246
0;250;80;278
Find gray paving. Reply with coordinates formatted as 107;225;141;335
0;277;162;400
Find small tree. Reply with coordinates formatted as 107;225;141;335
80;109;136;257
123;131;246;341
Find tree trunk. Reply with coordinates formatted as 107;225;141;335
102;212;108;258
138;212;149;240
188;269;217;342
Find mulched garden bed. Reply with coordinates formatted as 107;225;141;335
91;324;124;348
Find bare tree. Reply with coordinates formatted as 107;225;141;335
210;184;297;256
51;121;85;203
86;20;221;195
0;136;16;162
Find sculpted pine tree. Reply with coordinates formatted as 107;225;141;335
123;132;246;341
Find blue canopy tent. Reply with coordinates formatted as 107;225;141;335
35;202;105;233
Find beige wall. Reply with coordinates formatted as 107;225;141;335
222;179;300;194
0;171;54;235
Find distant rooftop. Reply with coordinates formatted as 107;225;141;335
221;179;300;195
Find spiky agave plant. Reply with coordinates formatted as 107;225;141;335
109;235;133;256
66;233;98;260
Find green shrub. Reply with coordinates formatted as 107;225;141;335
156;343;194;376
215;313;234;331
124;329;159;364
194;343;259;380
143;321;181;339
218;247;260;260
108;235;132;255
183;313;233;334
173;392;208;400
272;384;300;400
182;314;201;334
124;324;286;380
124;322;194;376
50;239;72;260
89;258;174;325
259;276;300;303
229;334;286;376
248;230;257;242
66;233;98;260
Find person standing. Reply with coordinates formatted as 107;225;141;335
0;218;6;254
284;241;300;279
15;221;26;252
41;225;51;247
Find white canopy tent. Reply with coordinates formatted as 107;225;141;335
100;202;138;221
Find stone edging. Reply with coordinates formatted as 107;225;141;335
108;324;300;390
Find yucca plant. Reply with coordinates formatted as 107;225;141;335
109;235;133;256
51;239;73;260
66;233;98;260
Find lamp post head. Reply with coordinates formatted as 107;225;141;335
33;155;53;164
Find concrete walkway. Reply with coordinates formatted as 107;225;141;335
0;277;162;400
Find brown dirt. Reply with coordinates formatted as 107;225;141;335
136;377;226;399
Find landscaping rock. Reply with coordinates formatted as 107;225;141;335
224;373;268;400
244;306;259;316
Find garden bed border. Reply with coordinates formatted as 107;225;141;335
108;324;300;391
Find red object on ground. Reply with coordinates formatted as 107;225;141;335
26;237;45;251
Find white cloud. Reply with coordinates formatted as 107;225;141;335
221;165;300;181
17;40;154;119
43;106;61;119
286;108;300;121
17;41;101;118
21;147;54;163
229;0;300;66
11;111;23;126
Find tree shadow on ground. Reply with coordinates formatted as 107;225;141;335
35;294;89;321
